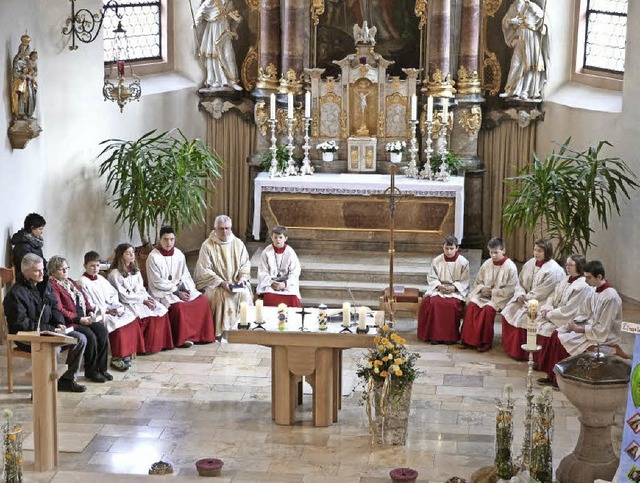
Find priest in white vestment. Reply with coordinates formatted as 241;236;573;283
501;239;565;360
256;225;302;307
194;215;252;337
147;226;215;346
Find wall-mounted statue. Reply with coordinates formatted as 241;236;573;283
195;0;243;91
500;0;549;100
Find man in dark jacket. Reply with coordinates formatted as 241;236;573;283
3;253;88;392
11;212;47;270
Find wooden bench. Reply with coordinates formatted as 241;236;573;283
379;287;422;318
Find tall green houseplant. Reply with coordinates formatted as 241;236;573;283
98;129;223;245
503;139;638;259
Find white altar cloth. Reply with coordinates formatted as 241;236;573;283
253;173;465;241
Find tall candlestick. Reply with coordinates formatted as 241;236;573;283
240;301;247;325
342;302;351;327
255;299;264;323
287;93;293;119
305;91;311;118
442;98;449;119
358;307;367;330
427;96;433;122
410;95;417;121
270;93;276;120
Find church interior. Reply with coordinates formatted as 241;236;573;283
1;0;640;481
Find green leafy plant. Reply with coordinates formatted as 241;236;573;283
503;138;638;259
259;145;299;173
98;129;223;245
429;151;462;175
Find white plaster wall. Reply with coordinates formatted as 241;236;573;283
0;0;207;280
536;1;640;300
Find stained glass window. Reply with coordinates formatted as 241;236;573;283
584;0;627;74
103;0;162;63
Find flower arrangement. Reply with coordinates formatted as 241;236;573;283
530;387;554;483
2;409;23;483
385;141;407;154
428;151;461;175
259;145;299;173
316;140;339;153
494;384;514;480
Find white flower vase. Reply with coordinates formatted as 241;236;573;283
322;151;335;162
390;152;403;163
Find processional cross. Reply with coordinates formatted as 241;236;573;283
382;165;403;328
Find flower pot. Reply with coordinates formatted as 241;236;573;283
371;380;412;445
390;152;403;163
322;151;335;162
390;467;418;483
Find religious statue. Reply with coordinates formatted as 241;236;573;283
353;20;377;45
500;0;549;100
11;35;38;120
194;0;243;91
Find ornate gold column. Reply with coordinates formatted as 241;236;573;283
279;0;305;94
256;0;281;91
424;0;455;97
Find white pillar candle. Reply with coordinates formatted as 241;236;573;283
374;310;384;327
278;303;287;313
410;95;417;121
426;96;433;122
358;306;367;330
255;299;264;323
270;93;276;120
305;91;311;118
287;93;294;119
342;302;351;327
442;97;449;120
240;301;247;325
526;299;539;350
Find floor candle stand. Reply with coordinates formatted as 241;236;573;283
299;117;314;175
284;117;299;176
519;343;541;472
268;118;281;177
436;115;450;182
404;120;419;178
419;120;433;179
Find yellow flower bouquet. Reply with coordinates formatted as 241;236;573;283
2;409;23;483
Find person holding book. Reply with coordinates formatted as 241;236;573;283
78;251;144;372
3;253;88;392
417;235;470;344
48;255;111;383
257;225;302;307
460;237;518;352
146;226;215;347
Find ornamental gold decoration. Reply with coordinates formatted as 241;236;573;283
457;66;481;95
244;0;260;11
483;52;501;96
340;110;348;139
425;69;457;97
378;111;386;138
241;45;258;91
458;106;482;136
257;63;278;89
414;0;428;30
255;100;268;137
311;106;320;137
483;0;502;16
310;0;325;26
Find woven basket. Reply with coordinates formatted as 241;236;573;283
196;458;224;477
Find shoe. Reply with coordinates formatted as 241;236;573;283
430;341;441;345
477;344;491;353
100;371;114;381
85;372;107;383
123;355;133;368
181;340;194;348
58;379;87;393
110;358;129;372
537;376;553;386
457;342;472;350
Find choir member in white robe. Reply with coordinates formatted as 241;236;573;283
78;251;144;371
460;238;518;351
108;243;174;354
501;239;565;360
256;225;302;307
146;226;215;346
194;215;252;337
538;260;621;386
417;236;470;344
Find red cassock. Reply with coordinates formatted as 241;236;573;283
263;293;302;307
501;317;528;360
460;302;496;347
167;296;215;345
536;331;570;385
417;296;463;343
533;334;552;367
139;314;174;353
109;320;145;358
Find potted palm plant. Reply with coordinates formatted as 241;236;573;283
503;139;638;260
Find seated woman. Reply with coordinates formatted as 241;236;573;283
77;251;145;372
48;255;112;383
108;243;174;354
501;239;565;360
256;225;302;307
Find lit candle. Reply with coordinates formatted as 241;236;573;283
358;306;367;330
342;302;351;327
305;91;311;118
410;95;417;121
287;93;294;119
240;301;247;325
427;96;433;122
255;299;264;323
442;97;449;120
270;93;276;120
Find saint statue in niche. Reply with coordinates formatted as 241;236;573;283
194;0;243;90
11;35;38;120
500;0;549;100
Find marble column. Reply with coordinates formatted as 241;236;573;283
279;0;305;94
256;0;281;92
424;0;455;98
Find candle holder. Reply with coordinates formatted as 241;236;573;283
237;321;250;330
296;307;311;332
436;113;450;182
284;117;299;177
268;118;281;178
356;327;369;334
340;325;354;334
519;342;542;472
419;119;433;180
299;117;314;176
404;120;420;178
251;320;266;330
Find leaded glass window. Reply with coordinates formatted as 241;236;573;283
584;0;627;74
103;0;162;63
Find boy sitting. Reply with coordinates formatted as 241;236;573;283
257;225;302;307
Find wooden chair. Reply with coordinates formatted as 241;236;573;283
379;287;422;318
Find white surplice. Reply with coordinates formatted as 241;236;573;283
501;258;565;329
77;274;138;333
146;247;201;308
425;254;470;301
256;245;301;299
107;269;168;318
557;285;622;355
537;276;593;337
467;258;518;311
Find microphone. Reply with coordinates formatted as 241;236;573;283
36;304;46;335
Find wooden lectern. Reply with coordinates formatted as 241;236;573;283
7;331;76;471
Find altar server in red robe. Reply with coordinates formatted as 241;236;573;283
537;260;620;387
147;226;215;347
257;225;302;307
460;237;518;352
501;239;565;360
417;236;470;344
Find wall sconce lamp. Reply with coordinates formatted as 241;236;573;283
103;21;141;112
62;0;121;50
